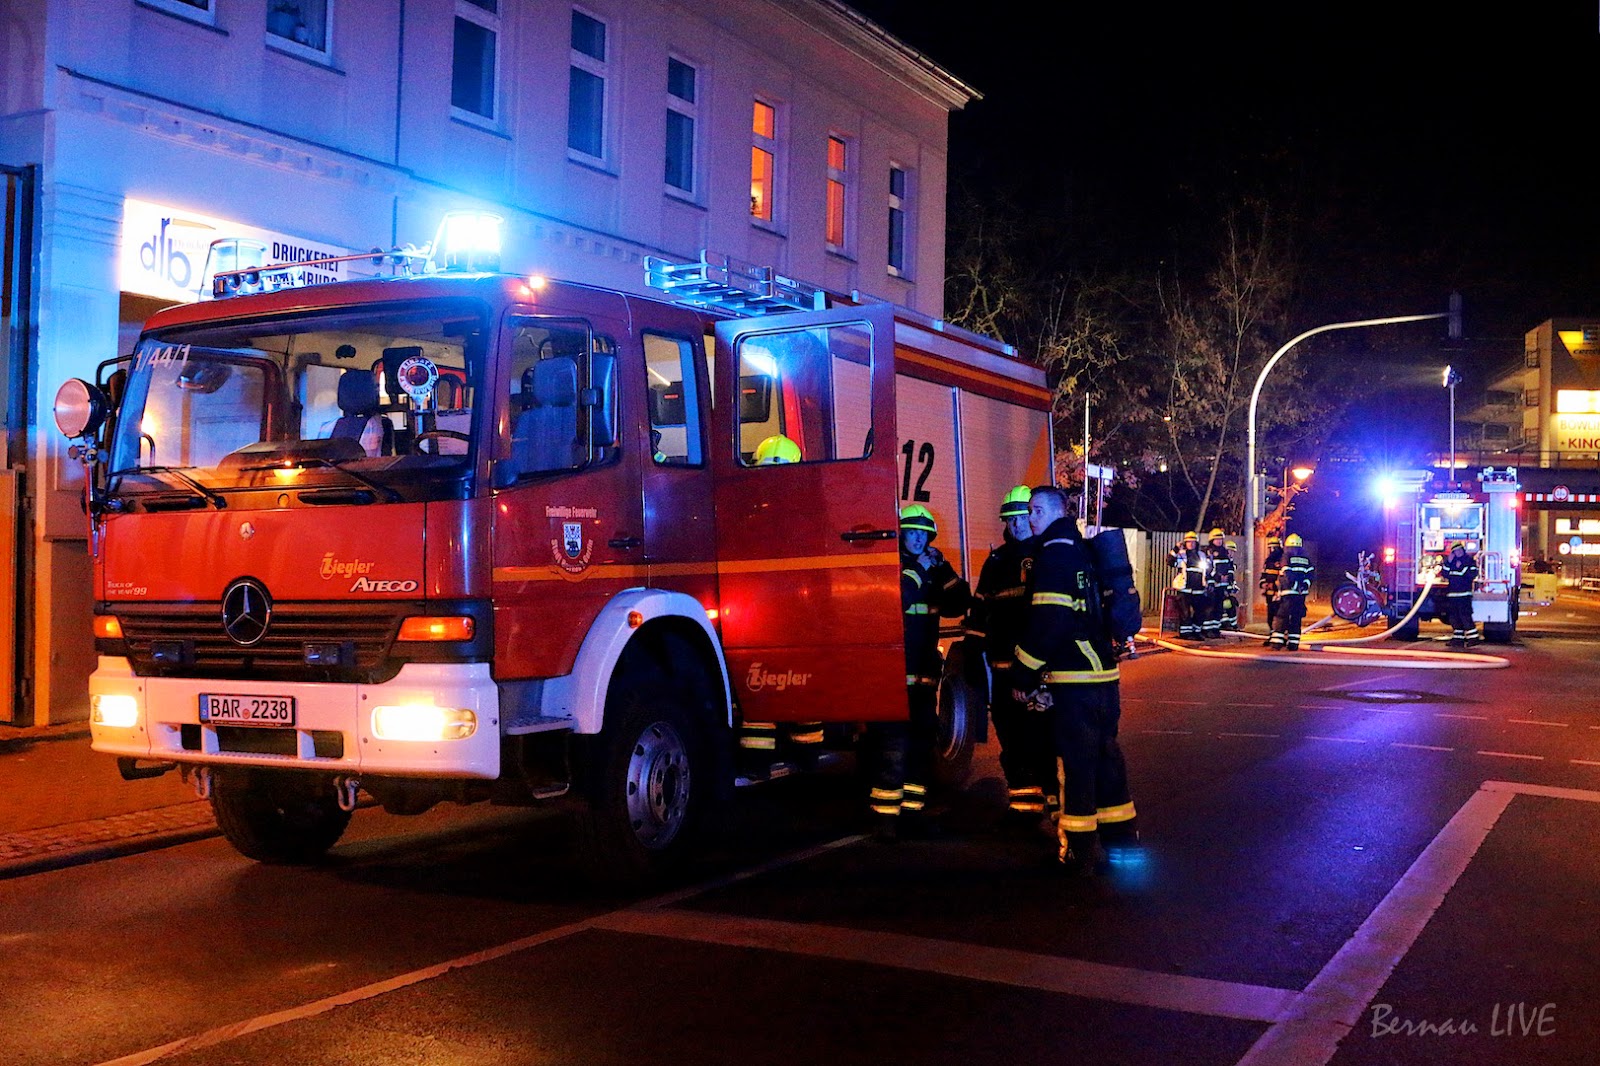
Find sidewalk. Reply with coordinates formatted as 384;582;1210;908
0;722;215;879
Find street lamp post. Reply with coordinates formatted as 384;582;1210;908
1243;311;1451;625
1444;365;1462;487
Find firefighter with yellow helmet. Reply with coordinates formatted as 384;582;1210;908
868;504;970;840
753;434;801;465
964;485;1054;831
1259;535;1285;632
1266;533;1314;650
1203;529;1232;639
1168;530;1210;640
1442;540;1481;648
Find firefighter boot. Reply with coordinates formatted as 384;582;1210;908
1058;830;1104;877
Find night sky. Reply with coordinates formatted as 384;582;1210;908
850;1;1600;344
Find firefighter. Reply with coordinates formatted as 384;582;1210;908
1443;541;1481;648
1259;535;1284;635
1220;539;1242;631
1168;531;1210;640
1203;529;1232;639
1010;486;1138;874
737;431;823;766
753;433;801;465
869;504;970;840
1266;534;1314;650
965;485;1054;831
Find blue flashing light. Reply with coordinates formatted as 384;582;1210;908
432;211;503;273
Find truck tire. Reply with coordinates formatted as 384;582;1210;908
1394;616;1420;642
210;772;352;864
577;675;713;886
933;642;982;789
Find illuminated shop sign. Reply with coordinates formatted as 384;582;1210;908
120;198;354;303
1552;413;1600;452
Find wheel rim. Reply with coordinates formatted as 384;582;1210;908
624;719;691;851
1332;586;1364;620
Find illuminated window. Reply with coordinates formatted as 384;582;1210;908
1556;390;1600;414
826;136;849;251
887;165;910;277
751;100;777;223
267;0;330;54
452;0;498;120
665;58;697;194
569;9;608;159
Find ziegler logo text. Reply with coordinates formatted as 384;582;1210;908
321;553;376;580
746;663;813;693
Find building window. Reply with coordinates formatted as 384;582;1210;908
1525;388;1541;408
267;0;330;55
452;1;499;120
144;0;214;24
825;136;849;251
665;58;698;194
751;100;777;222
887;165;910;276
568;9;608;159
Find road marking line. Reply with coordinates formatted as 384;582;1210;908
1507;719;1568;728
1219;732;1280;739
1364;707;1412;715
1435;713;1488;720
1570;760;1600;768
594;909;1297;1024
1304;735;1367;744
1236;784;1517;1066
1141;729;1194;735
92;835;863;1066
1391;743;1453;752
1476;750;1544;761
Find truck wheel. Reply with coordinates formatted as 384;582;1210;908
210;772;351;864
933;643;981;788
577;686;709;885
1394;617;1420;642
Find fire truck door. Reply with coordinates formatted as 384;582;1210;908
712;305;906;724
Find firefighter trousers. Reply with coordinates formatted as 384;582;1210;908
1444;595;1480;645
989;681;1054;816
1268;595;1307;650
1176;591;1208;639
1048;681;1138;862
868;681;939;821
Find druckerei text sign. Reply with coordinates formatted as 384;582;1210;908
120;198;355;303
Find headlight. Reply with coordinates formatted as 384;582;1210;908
91;694;140;728
371;705;477;741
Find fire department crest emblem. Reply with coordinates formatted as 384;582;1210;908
563;522;584;559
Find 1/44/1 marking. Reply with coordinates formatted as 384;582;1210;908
201;693;296;728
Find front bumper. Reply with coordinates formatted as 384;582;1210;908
88;657;501;779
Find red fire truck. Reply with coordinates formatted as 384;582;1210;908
1379;466;1522;642
52;216;1052;879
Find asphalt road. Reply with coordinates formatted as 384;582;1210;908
3;634;1598;1066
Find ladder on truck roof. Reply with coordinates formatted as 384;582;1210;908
644;252;830;315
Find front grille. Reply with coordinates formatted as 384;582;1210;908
180;725;346;759
117;601;408;683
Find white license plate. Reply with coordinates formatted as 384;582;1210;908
200;693;296;728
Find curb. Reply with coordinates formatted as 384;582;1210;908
0;801;219;881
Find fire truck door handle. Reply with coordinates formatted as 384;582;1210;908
608;535;642;550
840;528;897;543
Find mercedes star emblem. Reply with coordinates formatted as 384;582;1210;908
239;522;256;540
220;578;272;647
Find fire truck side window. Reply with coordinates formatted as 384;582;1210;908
506;321;617;477
643;332;703;466
736;323;873;465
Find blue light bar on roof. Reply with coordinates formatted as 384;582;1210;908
432;211;503;273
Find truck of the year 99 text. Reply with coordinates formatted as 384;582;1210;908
52;213;1053;881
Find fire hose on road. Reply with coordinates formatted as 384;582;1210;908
1142;575;1511;669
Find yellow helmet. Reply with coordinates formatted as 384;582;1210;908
1266;536;1282;547
1285;533;1304;548
1182;531;1199;543
1208;528;1225;540
899;504;937;536
753;434;800;465
999;484;1032;519
1225;539;1238;551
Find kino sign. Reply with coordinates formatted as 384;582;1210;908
120;198;354;303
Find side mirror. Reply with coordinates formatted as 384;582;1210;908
586;353;617;449
54;378;110;439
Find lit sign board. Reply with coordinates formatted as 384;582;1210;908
1552;413;1600;452
120;198;354;303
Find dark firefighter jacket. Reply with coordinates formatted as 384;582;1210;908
1280;549;1314;597
1208;546;1237;591
1443;551;1478;598
903;550;971;683
1170;545;1209;593
1011;516;1119;690
1259;546;1284;596
964;532;1037;670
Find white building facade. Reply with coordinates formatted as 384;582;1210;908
0;0;977;724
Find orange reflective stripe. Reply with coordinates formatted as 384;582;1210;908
1058;814;1098;833
1096;802;1137;824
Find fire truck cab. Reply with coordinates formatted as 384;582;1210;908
1382;466;1521;643
52;217;1052;880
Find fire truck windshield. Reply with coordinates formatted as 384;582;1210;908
108;302;485;503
